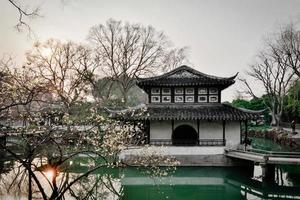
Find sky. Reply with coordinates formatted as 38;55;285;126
1;0;300;101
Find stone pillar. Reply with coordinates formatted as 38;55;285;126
260;163;275;185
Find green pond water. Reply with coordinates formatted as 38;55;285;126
1;137;300;200
122;166;300;200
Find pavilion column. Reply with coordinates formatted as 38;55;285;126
171;119;174;145
197;119;200;145
240;121;242;144
245;120;248;141
261;163;275;185
222;120;226;146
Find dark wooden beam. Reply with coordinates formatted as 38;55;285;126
245;120;248;140
222;120;226;146
147;88;151;103
183;86;186;103
171;86;175;103
172;120;174;134
207;87;209;102
171;119;174;144
195;86;198;103
160;86;162;103
197;119;200;145
240;120;242;144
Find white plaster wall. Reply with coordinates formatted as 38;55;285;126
149;120;241;147
199;121;223;139
150;120;172;140
225;121;241;147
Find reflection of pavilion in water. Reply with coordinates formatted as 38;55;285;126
121;167;300;200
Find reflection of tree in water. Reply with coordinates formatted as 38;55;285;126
70;173;122;200
0;118;178;199
0;157;176;200
0;160;122;199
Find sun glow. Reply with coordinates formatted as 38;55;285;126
41;48;52;58
44;168;56;180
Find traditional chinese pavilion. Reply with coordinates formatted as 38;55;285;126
111;65;261;148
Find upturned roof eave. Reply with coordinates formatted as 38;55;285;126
136;65;238;83
136;81;235;89
107;103;263;121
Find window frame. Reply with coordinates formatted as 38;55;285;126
185;95;195;103
198;88;208;94
162;88;171;95
151;88;160;95
175;96;184;103
151;96;160;103
209;88;218;94
174;88;184;95
209;95;218;103
198;95;208;103
185;88;195;95
162;95;171;103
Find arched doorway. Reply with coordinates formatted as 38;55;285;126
172;125;198;146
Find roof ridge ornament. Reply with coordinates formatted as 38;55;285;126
168;69;199;78
136;65;238;90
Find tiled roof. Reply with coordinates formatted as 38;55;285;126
107;103;263;121
137;65;237;89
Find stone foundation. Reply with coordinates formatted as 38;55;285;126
120;146;253;167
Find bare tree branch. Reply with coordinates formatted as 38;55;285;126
88;19;188;106
7;0;41;35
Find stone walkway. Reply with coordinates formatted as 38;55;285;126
120;146;225;158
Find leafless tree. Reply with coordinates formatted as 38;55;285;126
25;39;94;119
241;46;296;128
88;19;188;106
0;55;43;117
268;23;300;78
241;23;300;129
161;47;189;73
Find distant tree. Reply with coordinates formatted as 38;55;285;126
232;96;270;123
91;77;121;103
88;19;188;106
91;77;147;107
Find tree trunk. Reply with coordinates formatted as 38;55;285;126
28;169;32;200
122;88;129;107
275;113;282;130
270;112;277;126
50;167;58;200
